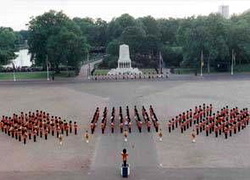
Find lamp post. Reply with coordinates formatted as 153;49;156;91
87;53;90;79
46;55;50;80
200;50;204;77
231;49;235;75
12;62;16;81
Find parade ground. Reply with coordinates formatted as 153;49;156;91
0;75;250;180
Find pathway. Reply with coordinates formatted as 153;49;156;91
77;59;103;79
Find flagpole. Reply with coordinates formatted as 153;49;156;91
12;62;16;81
46;55;50;80
87;53;90;79
201;64;203;77
47;63;50;80
13;70;16;81
200;50;203;77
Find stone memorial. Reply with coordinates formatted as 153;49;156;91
108;44;142;75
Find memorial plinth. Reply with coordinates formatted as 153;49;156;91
108;44;142;75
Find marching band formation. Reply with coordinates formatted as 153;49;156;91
89;105;160;134
0;104;249;145
168;104;249;140
0;110;78;145
89;104;249;141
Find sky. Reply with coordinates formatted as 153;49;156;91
0;0;249;31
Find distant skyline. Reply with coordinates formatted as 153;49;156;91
0;0;249;31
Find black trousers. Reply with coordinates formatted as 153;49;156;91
123;160;127;166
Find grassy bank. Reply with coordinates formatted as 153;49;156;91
0;71;76;80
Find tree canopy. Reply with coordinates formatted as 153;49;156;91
103;12;250;71
2;10;249;73
28;10;89;72
0;27;17;65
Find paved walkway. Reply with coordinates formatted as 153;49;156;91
77;59;103;79
88;132;159;179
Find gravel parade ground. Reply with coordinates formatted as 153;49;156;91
1;75;250;180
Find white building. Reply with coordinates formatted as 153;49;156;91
218;5;229;18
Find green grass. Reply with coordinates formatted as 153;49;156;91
93;69;110;75
0;71;76;80
0;72;47;80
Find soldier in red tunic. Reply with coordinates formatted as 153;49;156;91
224;126;228;139
23;131;28;144
168;120;171;133
196;124;199;135
33;129;37;142
74;122;78;135
45;128;48;140
65;123;69;136
121;148;128;166
56;125;60;138
69;121;72;134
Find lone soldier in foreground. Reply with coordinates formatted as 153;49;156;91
121;148;129;166
74;122;78;135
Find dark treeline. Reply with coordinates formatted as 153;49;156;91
1;10;250;73
100;12;250;72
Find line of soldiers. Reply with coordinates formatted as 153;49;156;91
0;110;78;145
134;106;143;132
125;106;132;133
119;106;124;133
89;106;160;134
168;104;249;139
91;73;166;81
110;107;115;133
101;107;108;134
142;106;152;132
90;107;100;134
167;103;212;133
198;106;249;139
149;105;160;132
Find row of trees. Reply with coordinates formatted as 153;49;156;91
1;10;250;73
0;27;18;66
177;13;250;71
102;13;250;71
28;11;89;73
